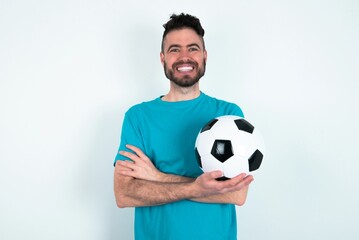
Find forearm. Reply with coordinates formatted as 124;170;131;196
157;173;250;205
157;172;194;183
114;175;200;208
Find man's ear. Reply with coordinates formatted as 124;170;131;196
160;52;165;66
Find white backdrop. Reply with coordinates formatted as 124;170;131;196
1;0;358;239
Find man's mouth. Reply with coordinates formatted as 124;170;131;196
176;65;195;72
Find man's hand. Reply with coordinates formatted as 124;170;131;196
117;144;163;182
192;171;253;198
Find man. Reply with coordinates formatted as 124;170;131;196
114;13;253;240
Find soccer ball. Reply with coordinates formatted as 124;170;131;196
195;115;265;180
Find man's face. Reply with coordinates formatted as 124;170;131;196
160;28;207;87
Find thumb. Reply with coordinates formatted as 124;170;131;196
208;170;223;179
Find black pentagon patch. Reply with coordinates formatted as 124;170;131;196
195;148;202;168
201;119;218;133
216;176;230;181
248;150;263;171
234;119;254;134
211;140;233;163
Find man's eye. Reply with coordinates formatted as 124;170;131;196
169;48;179;53
189;47;199;52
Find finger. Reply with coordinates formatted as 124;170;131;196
222;175;254;192
227;178;253;192
243;175;254;185
228;173;249;184
119;150;141;162
217;173;249;188
117;160;136;171
115;161;134;176
208;170;223;180
236;174;254;185
118;168;137;178
116;161;140;178
126;145;149;161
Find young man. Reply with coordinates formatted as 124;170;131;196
114;13;253;240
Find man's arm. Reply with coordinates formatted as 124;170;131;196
114;167;197;207
116;160;250;206
114;145;253;207
114;162;252;208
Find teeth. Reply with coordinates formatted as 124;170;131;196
177;66;194;72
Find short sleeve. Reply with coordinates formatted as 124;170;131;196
113;109;145;165
228;103;244;118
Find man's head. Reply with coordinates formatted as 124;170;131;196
161;13;205;53
161;13;207;88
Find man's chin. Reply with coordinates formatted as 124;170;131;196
170;78;199;88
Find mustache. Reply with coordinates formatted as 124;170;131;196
172;60;198;69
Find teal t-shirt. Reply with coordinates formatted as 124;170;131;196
115;92;244;240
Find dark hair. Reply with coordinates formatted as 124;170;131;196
161;13;205;52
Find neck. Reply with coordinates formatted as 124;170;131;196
162;83;200;102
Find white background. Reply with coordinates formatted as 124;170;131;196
1;0;358;239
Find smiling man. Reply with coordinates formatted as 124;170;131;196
161;27;206;90
114;13;253;240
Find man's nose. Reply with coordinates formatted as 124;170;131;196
178;50;191;61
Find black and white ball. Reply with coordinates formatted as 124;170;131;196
195;115;265;180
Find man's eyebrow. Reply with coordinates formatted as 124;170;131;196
167;44;181;51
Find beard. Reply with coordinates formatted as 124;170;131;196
163;59;206;88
